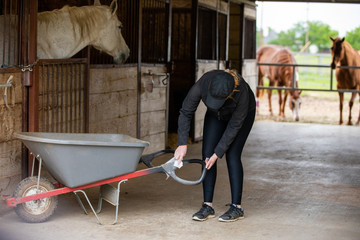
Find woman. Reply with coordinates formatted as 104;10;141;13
174;69;256;222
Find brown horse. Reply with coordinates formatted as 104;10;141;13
330;37;360;125
257;45;302;121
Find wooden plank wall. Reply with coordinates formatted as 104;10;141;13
89;65;168;155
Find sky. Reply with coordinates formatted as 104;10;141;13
256;1;360;37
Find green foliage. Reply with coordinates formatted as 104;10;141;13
269;26;303;51
262;20;350;53
308;21;338;52
345;27;360;50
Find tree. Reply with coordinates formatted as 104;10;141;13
345;27;360;50
308;21;338;52
265;21;339;53
268;23;305;51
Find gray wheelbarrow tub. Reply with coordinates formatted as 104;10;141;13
15;132;150;188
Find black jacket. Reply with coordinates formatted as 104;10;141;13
177;71;256;158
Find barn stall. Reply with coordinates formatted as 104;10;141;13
0;0;257;203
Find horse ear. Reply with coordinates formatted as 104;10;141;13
110;0;118;15
341;37;345;42
329;36;335;42
94;0;101;6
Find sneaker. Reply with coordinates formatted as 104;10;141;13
218;204;244;222
192;203;215;221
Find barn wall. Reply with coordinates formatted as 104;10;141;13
242;4;257;95
140;65;168;154
88;65;168;155
242;59;257;94
89;66;138;136
194;61;226;141
0;72;22;212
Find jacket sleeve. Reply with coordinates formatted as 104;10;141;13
214;83;250;158
177;82;202;146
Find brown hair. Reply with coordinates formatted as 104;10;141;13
225;69;241;100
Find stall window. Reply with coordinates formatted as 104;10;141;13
243;18;256;59
197;7;227;61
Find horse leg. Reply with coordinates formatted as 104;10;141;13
268;88;273;116
278;89;283;119
347;92;356;125
282;90;289;119
338;92;344;125
357;92;360;125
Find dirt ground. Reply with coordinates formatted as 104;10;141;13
256;91;360;125
1;121;359;240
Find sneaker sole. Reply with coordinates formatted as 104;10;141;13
218;216;244;222
192;214;215;222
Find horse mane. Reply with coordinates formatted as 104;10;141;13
38;5;111;40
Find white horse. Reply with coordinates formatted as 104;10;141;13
0;0;130;65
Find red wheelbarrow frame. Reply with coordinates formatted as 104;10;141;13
3;166;162;207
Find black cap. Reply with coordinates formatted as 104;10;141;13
205;71;234;110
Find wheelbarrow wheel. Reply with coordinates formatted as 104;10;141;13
13;176;58;223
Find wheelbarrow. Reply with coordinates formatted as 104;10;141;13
1;132;206;224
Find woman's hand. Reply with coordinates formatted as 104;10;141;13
174;145;187;164
205;153;218;170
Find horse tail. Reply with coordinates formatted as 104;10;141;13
257;76;265;98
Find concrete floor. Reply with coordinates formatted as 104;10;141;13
0;121;359;240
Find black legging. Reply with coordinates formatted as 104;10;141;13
202;109;255;205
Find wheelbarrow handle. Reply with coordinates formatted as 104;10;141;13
139;149;175;168
161;158;207;185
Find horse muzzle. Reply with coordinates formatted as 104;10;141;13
114;53;129;64
330;62;336;69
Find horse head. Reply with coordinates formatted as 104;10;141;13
289;90;302;121
289;71;301;121
92;0;130;63
330;36;345;69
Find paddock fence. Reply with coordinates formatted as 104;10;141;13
256;62;360;94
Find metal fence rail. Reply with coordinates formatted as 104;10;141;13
256;62;360;93
38;59;88;133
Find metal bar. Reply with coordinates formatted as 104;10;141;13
257;62;360;93
55;64;59;132
257;62;360;69
6;4;11;65
60;63;64;133
292;65;297;89
46;64;50;131
2;0;6;65
0;82;13;88
70;64;73;132
330;67;334;91
166;0;172;62
38;58;87;64
78;63;81;133
74;64;78;133
65;63;69;133
137;0;142;139
84;48;90;133
41;64;45;131
256;86;360;93
51;64;55;132
73;190;101;223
